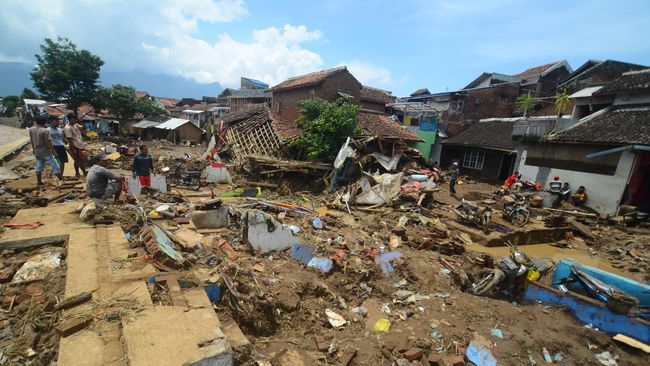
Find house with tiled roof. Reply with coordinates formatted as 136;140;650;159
440;119;522;181
513;68;650;215
220;67;420;163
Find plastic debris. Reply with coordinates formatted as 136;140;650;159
431;331;442;339
466;334;497;366
351;306;368;316
307;257;333;273
312;217;324;229
595;351;618;366
542;347;552;363
373;318;391;333
12;253;62;284
381;303;392;315
553;352;564;363
325;309;347;328
490;328;504;339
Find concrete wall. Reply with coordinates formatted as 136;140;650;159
516;144;636;215
0;116;21;128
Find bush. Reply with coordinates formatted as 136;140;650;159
291;96;359;161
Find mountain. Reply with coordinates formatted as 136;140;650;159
0;62;223;99
101;70;223;99
0;62;34;96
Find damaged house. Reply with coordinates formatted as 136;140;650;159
221;66;421;165
514;68;650;215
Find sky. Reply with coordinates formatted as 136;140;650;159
1;0;650;96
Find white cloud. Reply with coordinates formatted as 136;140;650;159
338;60;393;86
141;25;324;86
0;52;31;64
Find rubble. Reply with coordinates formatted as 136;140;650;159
0;125;647;366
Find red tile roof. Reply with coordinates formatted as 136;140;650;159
357;110;423;142
516;61;561;77
443;120;517;151
359;86;395;104
594;68;650;95
269;66;351;91
157;98;180;107
551;107;650;145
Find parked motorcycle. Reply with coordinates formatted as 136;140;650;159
168;160;201;191
453;198;495;234
503;193;531;226
472;242;555;297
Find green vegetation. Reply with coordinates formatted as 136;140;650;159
20;88;38;100
30;37;104;112
2;95;19;115
553;89;571;130
291;96;360;161
516;92;534;117
95;84;164;124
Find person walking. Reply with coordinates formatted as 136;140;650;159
132;144;154;187
29;114;63;186
449;162;459;195
63;112;87;178
48;115;68;176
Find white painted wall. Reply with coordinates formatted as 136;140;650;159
516;147;636;216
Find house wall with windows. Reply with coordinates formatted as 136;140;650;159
440;145;508;181
515;143;636;215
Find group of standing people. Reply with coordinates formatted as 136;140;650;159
29;112;87;186
28;113;155;206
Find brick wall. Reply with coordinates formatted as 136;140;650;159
462;83;519;124
0;116;21;128
273;71;362;122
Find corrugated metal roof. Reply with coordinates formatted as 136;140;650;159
155;118;191;130
569;86;603;98
133;120;161;128
24;99;47;105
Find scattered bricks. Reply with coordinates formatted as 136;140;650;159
55;317;91;337
338;349;357;366
404;347;424;361
0;267;15;283
175;217;190;225
315;336;329;352
428;354;466;366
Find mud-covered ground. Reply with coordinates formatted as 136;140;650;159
1;140;648;366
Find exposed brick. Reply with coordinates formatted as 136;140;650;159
428;354;466;366
314;336;328;352
55;317;91;337
338;349;357;366
404;347;424;361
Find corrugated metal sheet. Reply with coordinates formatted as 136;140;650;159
155;118;191;130
569;86;603;98
132;120;161;128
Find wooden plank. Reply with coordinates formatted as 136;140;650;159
0;234;69;249
55;292;92;311
569;220;596;241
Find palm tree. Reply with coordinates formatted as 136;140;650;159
516;92;534;118
554;89;570;131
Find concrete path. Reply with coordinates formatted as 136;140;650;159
0;124;29;160
0;202;237;366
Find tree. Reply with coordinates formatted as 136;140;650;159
516;92;534;118
30;37;104;111
2;95;19;116
20;88;38;100
291;96;360;161
96;84;164;123
553;89;571;130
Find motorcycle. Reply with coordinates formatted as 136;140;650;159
453;198;495;234
503;193;531;226
472;242;555;297
168;160;201;191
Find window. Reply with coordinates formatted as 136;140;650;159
463;149;485;170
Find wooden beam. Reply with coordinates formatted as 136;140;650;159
0;235;69;249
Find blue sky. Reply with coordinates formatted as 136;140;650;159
1;0;649;96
